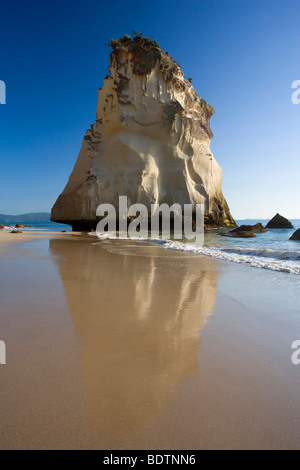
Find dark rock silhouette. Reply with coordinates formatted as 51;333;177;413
265;214;294;229
290;229;300;240
234;223;266;233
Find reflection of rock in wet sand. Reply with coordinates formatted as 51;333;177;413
49;237;219;443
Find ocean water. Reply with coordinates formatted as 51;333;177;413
164;219;300;275
2;219;300;275
93;219;300;275
1;221;72;231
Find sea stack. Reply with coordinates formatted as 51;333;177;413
265;213;294;229
51;33;235;231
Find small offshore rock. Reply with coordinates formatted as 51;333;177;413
290;229;300;241
221;230;256;238
265;214;294;229
234;223;266;233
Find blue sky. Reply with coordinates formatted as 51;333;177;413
0;0;299;219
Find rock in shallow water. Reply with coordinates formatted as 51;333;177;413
265;213;294;229
234;223;266;233
51;34;235;231
222;230;256;238
290;229;300;240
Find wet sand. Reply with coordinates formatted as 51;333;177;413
0;234;299;449
0;230;82;247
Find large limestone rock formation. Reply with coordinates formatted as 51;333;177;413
51;33;235;231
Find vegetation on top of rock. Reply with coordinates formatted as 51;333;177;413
107;31;161;76
118;34;131;43
107;31;188;79
108;31;161;53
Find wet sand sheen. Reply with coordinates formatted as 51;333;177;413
0;235;299;449
49;238;218;445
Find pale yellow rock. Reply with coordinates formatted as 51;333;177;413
51;36;235;230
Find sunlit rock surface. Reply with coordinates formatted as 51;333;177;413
51;34;235;230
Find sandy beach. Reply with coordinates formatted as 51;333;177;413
0;230;82;246
1;0;299;455
0;232;299;449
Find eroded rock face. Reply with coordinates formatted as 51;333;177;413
51;35;235;230
265;214;294;229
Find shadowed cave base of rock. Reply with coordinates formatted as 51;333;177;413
61;214;235;232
